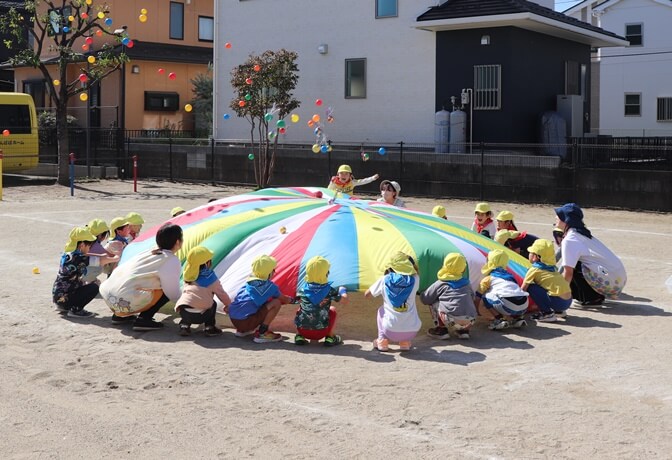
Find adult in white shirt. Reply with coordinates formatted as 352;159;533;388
100;223;184;331
376;180;406;207
555;203;626;306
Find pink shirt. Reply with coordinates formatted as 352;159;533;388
176;280;230;312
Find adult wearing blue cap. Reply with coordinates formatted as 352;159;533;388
554;203;626;306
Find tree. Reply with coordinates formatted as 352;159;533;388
230;49;300;188
0;0;128;185
191;65;212;137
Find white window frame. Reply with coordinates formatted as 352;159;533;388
198;16;214;42
376;0;398;18
473;64;501;110
657;97;672;122
624;93;641;117
625;23;643;47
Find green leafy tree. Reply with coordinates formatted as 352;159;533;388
191;65;212;137
230;49;300;188
0;0;129;185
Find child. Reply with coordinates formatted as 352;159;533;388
100;223;184;330
53;227;117;318
293;256;348;346
228;255;293;343
171;207;186;217
432;205;447;220
496;210;518;231
327;164;379;195
471;203;496;239
494;230;539;259
103;217;130;275
125;212;145;242
377;180;405;207
476;249;529;330
521;239;572;322
420;253;477;340
175;246;231;336
365;252;421;351
82;218;114;284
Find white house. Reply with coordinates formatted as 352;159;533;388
213;0;622;144
566;0;672;136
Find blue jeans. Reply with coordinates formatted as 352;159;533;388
528;285;572;314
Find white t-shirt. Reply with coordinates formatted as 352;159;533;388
100;249;182;314
368;274;421;333
560;228;627;298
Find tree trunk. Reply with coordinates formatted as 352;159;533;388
56;102;70;186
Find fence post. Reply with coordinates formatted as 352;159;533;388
211;137;216;185
480;142;485;201
125;130;130;180
169;135;173;181
69;152;75;197
133;155;138;192
572;139;579;197
0;150;3;201
327;145;332;182
399;141;404;180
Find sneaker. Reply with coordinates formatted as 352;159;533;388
511;318;527;328
554;310;568;319
373;338;389;351
488;318;510;330
253;330;283;343
577;296;606;307
427;327;451;340
294;334;308;346
324;335;343;347
67;309;94;318
234;329;255;337
132;317;164;331
204;326;223;337
455;329;471;339
536;312;558;323
111;314;136;325
398;341;412;351
179;324;191;336
54;304;69;314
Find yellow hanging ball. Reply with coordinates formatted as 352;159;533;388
32;267;40;274
140;8;148;15
53;79;60;86
139;14;147;23
80;93;88;101
97;12;105;19
87;56;96;64
86;0;93;4
184;104;193;112
290;114;300;123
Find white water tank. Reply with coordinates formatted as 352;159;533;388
434;109;450;153
449;110;467;153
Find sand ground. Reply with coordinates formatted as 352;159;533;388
0;177;671;460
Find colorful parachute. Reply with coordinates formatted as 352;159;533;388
123;187;530;296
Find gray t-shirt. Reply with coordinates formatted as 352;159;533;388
420;280;476;318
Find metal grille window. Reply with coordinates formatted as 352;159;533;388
657;97;672;122
624;93;641;116
625;24;642;46
473;65;501;110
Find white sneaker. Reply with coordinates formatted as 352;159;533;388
488;318;510;330
234;329;255;337
537;313;558;323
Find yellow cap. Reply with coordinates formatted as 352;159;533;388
481;249;509;275
64;227;97;252
496;210;514;221
171;207;186;217
109;217;129;235
432;205;446;218
305;256;330;284
528;239;556;266
183;246;214;282
437;253;467;281
386;251;416;275
337;164;352;174
250;255;277;280
87;218;109;237
125;212;145;225
474;202;491;213
494;229;521;245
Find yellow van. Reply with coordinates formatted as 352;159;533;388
0;92;39;172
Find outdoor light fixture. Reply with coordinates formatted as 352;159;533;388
481;35;490;45
317;44;328;55
131;65;140;74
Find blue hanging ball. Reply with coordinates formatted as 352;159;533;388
105;18;113;26
223;113;230;120
122;37;130;46
63;26;70;33
320;145;329;154
378;147;386;155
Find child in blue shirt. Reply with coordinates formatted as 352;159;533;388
228;255;292;343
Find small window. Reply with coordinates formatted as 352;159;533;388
198;16;214;42
624;94;641;116
144;92;180;111
473;64;501;110
170;2;184;40
625;23;642;46
657;97;672;122
345;59;366;99
376;0;398;18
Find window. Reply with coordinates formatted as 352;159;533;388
47;7;72;36
170;2;184;40
624;93;641;116
657;97;672;122
23;80;45;108
376;0;398;18
144;92;179;111
473;65;501;110
0;104;32;134
198;16;214;42
625;23;642;46
345;59;366;98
